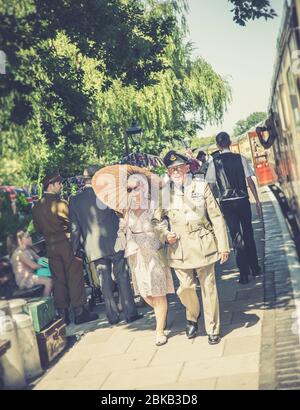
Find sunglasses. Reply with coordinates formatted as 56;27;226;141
127;185;139;193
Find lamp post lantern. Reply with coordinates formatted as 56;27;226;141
125;119;143;156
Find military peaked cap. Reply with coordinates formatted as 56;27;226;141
42;172;63;188
163;150;189;168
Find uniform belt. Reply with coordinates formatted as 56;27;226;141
171;221;212;234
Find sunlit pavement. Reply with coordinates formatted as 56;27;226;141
32;186;300;390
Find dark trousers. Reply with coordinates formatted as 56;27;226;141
220;198;260;280
94;251;138;324
47;240;87;309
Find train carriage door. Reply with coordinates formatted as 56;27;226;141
248;131;278;186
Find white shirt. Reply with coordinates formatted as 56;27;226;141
205;149;254;201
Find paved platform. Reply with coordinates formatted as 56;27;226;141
32;187;300;390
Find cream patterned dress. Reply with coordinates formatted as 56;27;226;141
10;247;39;289
118;209;174;298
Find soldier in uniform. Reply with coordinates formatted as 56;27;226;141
152;151;230;344
32;172;98;325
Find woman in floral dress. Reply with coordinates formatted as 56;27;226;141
116;173;174;346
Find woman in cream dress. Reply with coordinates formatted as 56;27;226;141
10;230;53;296
116;173;174;346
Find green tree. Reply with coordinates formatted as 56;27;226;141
191;135;216;150
229;0;277;26
0;0;232;185
0;190;33;255
233;111;267;136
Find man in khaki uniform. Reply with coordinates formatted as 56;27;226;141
32;172;98;325
152;151;230;344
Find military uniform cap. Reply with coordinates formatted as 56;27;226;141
42;172;63;188
163;151;189;168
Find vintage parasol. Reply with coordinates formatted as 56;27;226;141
91;164;163;215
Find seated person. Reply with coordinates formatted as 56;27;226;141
10;230;53;296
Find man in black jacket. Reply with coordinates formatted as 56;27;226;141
69;165;141;325
205;132;262;284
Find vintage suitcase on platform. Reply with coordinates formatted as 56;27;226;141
36;318;67;367
23;297;56;332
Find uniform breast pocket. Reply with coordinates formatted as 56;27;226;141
199;229;218;257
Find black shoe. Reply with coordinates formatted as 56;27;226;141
126;313;143;323
238;276;249;285
252;266;262;277
186;320;198;339
109;317;120;325
208;334;221;345
74;307;99;325
57;308;70;326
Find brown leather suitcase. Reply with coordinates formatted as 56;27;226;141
36;318;67;367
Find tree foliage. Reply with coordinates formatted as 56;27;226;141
229;0;277;26
1;0;278;186
191;135;217;151
0;0;233;185
233;111;267;136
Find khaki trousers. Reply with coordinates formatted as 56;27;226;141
175;263;220;335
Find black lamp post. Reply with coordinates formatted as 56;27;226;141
125;119;143;156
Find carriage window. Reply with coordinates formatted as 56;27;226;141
277;87;289;131
287;67;300;126
287;31;300;126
